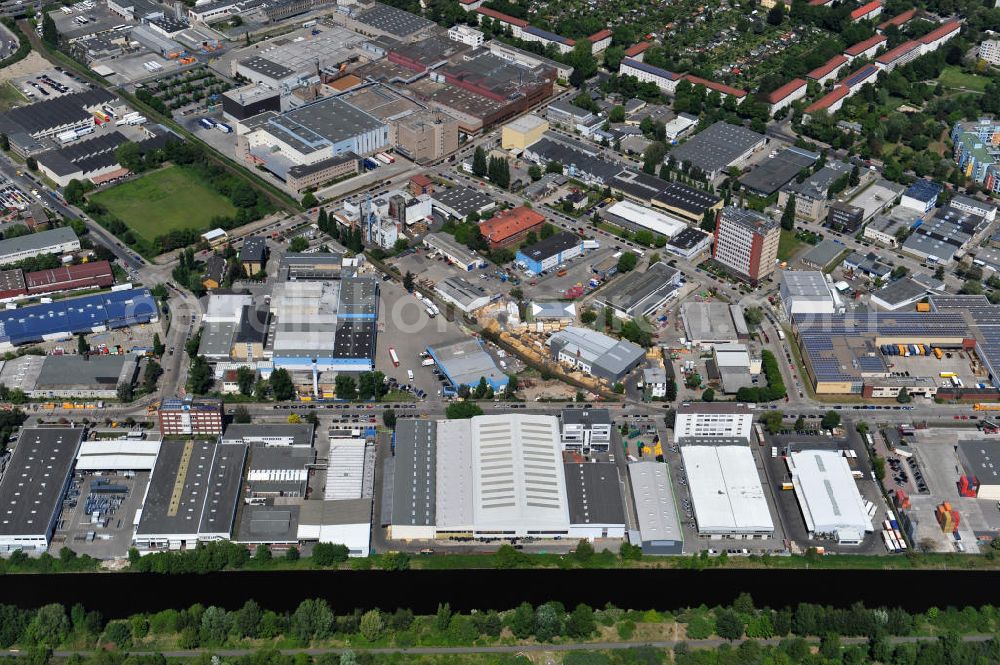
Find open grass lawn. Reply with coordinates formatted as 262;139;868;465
938;66;990;92
90;166;237;244
777;229;803;262
0;82;27;112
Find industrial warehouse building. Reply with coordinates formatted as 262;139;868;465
681;444;774;538
602;200;685;240
680;301;747;346
269;278;378;373
221;423;314;448
669;121;766;181
296;499;373;557
779;270;843;316
515;231;583;274
548;326;645;384
0;288;158;350
386;419;437;540
957;439;1000;501
628;461;683;554
564;461;626;540
592;262;681;319
423;233;485;271
792;310;970;394
786;449;873;544
75;438;161;472
0;354;139;398
133;440;248;552
426;338;508;393
240;96;389;186
0;428;85;553
434;277;492;313
388;415;626;541
0;227;80;266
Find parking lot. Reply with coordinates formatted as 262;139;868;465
906;428;1000;552
376;279;472;399
53;471;149;558
10;67;84;101
390;247;514;299
882;347;984;390
49;2;123;41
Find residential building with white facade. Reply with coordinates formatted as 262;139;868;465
560;408;612;453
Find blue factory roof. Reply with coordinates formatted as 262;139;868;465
0;288;157;347
621;58;681;80
904;179;944;203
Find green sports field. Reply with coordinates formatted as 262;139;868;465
90;166;237;244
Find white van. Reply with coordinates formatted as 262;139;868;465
407;369;414;382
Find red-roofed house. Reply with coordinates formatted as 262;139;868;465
875;39;922;72
804;85;850;116
808;0;833;6
919;20;961;53
683;74;747;103
623;41;651;61
763;78;807;114
479;207;546;249
807;54;848;84
476;7;528;37
877;8;916;32
844;34;886;61
458;0;485;11
850;0;883;22
587;29;613;53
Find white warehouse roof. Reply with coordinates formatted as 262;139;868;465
470;414;569;535
681;445;774;535
76;439;161;471
787;449;872;543
605;200;686;239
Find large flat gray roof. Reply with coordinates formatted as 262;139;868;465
257;96;386;156
564;462;625;526
0;428;84;539
235;505;300;544
136;440;247;537
390;419;435;527
0;227;78;261
223;423;314;447
595;262;680;317
34;354;137;391
628;461;682;546
670;121;765;174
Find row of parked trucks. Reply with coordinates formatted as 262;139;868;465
880;343;943;358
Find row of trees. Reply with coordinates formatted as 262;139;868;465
14;595;1000;655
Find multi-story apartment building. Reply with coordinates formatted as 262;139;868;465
158;398;225;436
560;408;612;453
712;207;780;284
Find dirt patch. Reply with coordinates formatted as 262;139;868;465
520;380;578;402
0;50;55;84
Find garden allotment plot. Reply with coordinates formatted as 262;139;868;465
90;166;237;244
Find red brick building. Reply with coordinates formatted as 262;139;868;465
158;398;224;436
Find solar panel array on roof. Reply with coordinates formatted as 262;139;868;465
0;288;157;347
